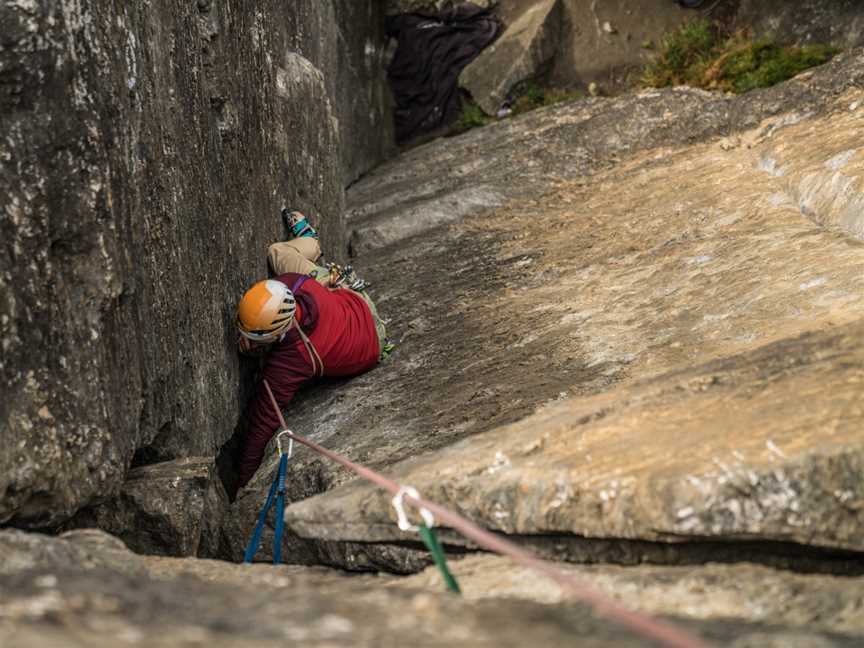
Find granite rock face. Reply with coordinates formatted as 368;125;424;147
65;458;228;558
457;0;864;96
2;528;861;648
217;51;864;570
395;555;864;636
0;1;392;527
734;0;864;49
287;321;864;552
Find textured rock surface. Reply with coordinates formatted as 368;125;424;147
287;320;864;551
734;0;864;49
465;0;864;94
218;52;864;568
65;458;227;558
396;555;864;636
548;0;688;90
348;49;864;254
1;529;861;648
0;1;392;526
460;0;562;114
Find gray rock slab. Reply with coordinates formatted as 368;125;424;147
394;555;864;636
1;529;861;648
64;458;228;558
734;0;864;49
0;0;392;526
222;52;864;570
0;529;146;577
460;0;562;115
286;319;864;551
348;48;864;255
548;0;691;92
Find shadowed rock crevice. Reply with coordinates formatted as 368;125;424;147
333;532;864;576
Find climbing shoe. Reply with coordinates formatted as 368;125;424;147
281;208;318;239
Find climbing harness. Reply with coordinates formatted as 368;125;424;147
258;379;716;648
392;486;460;594
243;429;293;564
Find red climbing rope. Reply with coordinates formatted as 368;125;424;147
263;380;717;648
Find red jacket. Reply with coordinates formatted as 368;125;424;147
239;273;380;486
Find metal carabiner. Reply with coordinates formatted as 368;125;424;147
391;485;434;532
275;428;294;458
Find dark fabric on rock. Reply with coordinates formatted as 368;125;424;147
386;3;500;142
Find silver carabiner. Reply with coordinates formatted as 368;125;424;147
391;485;434;532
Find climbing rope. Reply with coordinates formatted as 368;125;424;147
243;430;292;564
261;379;717;648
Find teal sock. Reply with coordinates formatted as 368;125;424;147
291;218;318;239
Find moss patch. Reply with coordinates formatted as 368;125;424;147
642;19;840;94
510;81;582;115
451;100;494;134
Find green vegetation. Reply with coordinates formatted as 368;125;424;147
451;100;494;134
642;18;840;94
451;81;582;135
509;81;582;114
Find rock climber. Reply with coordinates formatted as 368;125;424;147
234;210;389;487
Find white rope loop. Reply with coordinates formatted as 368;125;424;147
391;485;434;532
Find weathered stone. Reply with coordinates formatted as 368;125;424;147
348;48;864;254
331;1;397;184
531;0;862;94
0;1;392;527
0;529;146;577
286;320;864;551
395;555;864;636
734;0;864;48
263;57;864;569
548;0;694;91
1;529;860;647
460;0;563;114
65;458;227;558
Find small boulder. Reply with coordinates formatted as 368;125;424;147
460;0;562;114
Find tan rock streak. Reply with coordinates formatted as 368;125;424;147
286;93;864;552
394;555;864;635
288;319;864;552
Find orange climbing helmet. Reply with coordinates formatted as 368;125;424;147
236;279;296;343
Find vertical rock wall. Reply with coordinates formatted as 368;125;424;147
0;0;393;527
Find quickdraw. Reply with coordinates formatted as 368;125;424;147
392;486;461;594
243;429;293;564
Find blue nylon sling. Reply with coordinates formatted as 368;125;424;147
243;451;289;564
